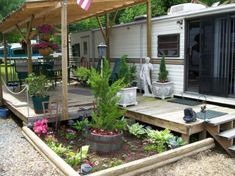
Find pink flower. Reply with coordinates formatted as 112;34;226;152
33;118;48;136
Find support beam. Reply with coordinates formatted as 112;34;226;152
3;35;8;83
105;13;110;60
26;15;34;73
61;0;69;120
146;0;152;58
96;16;107;42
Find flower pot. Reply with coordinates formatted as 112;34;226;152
39;33;51;41
32;95;50;114
0;108;9;118
39;48;51;56
117;87;138;107
152;81;174;99
86;131;123;153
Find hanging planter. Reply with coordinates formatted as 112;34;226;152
39;33;51;41
39;47;52;56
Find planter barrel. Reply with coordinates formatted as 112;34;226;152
86;131;123;153
152;81;174;99
117;87;138;107
32;95;50;114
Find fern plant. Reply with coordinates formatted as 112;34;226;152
158;56;168;82
88;58;126;131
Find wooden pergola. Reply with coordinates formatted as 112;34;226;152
0;0;152;120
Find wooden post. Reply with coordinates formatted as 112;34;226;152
146;0;152;58
0;33;4;105
61;0;68;120
105;13;110;60
3;34;8;83
27;38;33;73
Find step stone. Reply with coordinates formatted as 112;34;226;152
218;128;235;139
207;113;235;126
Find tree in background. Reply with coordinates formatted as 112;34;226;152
0;0;25;43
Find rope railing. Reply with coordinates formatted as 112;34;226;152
1;76;30;118
1;77;27;95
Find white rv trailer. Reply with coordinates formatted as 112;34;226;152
70;3;235;102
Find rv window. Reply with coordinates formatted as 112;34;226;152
72;43;80;57
0;50;3;55
158;34;180;57
83;41;88;55
13;49;26;55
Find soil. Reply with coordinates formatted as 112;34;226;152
44;125;156;173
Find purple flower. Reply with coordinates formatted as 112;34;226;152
37;24;54;34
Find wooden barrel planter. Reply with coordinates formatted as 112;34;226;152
39;48;52;56
86;131;123;153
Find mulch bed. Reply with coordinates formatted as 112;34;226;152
43;124;156;173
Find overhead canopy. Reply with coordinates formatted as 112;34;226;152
0;0;147;34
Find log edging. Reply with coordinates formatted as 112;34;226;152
22;126;215;176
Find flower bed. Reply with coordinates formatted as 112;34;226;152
31;118;190;174
22;124;215;176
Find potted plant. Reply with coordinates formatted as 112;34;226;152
116;55;138;107
37;24;55;41
152;57;173;99
85;58;127;153
26;73;50;114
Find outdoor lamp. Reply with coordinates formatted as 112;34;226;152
97;43;107;59
97;43;107;76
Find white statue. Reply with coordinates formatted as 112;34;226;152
140;57;153;97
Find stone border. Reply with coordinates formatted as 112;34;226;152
22;126;215;176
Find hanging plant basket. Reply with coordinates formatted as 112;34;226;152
39;33;51;41
39;47;52;56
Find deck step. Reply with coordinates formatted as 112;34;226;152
229;145;235;151
207;113;235;126
218;128;235;139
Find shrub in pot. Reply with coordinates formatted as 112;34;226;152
152;57;173;99
26;73;49;114
86;58;127;153
116;55;138;107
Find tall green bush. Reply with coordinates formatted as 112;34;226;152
119;55;136;87
158;57;168;82
88;58;126;131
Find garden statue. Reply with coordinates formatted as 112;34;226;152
140;57;153;96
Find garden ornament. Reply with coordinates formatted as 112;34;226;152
140;57;153;97
80;163;93;174
183;108;197;123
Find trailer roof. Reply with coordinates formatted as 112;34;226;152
0;0;147;34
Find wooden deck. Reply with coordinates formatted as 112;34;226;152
125;96;235;143
4;83;235;144
3;83;94;125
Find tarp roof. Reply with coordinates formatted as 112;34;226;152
0;0;147;33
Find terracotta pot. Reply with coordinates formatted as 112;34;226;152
39;33;51;41
39;48;51;56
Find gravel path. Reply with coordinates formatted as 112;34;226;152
143;150;235;176
0;118;61;176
